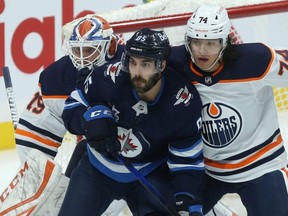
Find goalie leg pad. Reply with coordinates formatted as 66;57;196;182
0;149;69;216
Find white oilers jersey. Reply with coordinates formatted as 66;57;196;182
180;43;288;182
15;56;77;161
15;90;66;160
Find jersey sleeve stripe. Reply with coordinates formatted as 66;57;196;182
205;134;282;169
16;128;61;148
42;95;69;99
17;118;63;143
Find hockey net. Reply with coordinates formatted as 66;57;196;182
59;1;288;215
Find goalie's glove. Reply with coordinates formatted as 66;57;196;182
175;194;203;216
83;103;121;158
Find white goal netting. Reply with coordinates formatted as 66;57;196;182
63;0;287;44
58;1;288;215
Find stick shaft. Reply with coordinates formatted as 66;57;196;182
117;154;179;216
3;66;18;129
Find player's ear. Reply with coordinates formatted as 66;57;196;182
160;61;166;72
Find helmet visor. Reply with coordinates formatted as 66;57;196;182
121;51;163;74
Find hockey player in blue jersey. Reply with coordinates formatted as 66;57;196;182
10;15;128;215
60;28;204;216
170;5;288;216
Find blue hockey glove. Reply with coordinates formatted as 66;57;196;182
175;194;203;216
83;104;121;158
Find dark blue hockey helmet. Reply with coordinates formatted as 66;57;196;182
121;28;171;73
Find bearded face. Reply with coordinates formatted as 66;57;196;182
130;72;162;93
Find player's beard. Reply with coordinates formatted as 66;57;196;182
131;73;162;93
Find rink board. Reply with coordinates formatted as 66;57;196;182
0;121;15;150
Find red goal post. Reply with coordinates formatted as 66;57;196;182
62;0;288;36
108;0;288;34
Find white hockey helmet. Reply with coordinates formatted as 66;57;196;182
185;5;231;70
185;5;231;47
67;15;117;70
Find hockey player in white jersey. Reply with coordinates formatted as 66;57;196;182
0;15;128;216
170;4;288;216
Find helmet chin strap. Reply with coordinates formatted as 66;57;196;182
143;66;164;93
192;46;226;72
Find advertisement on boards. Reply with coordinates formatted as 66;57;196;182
0;0;143;147
0;0;287;148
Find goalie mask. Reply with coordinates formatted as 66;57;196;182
67;15;118;70
185;5;231;70
121;28;171;74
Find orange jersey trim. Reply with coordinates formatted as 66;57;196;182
15;128;61;148
189;61;224;77
281;167;288;178
205;134;283;169
189;45;275;84
219;46;275;83
42;95;68;99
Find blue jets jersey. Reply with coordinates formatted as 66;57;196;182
62;62;204;195
170;43;288;183
15;45;125;162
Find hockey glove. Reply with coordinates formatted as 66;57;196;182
175;194;203;216
83;104;121;158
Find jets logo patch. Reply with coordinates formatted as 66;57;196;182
106;62;121;83
174;86;192;106
117;127;150;158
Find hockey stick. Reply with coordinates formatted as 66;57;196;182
1;67;70;216
117;154;180;216
2;66;19;129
